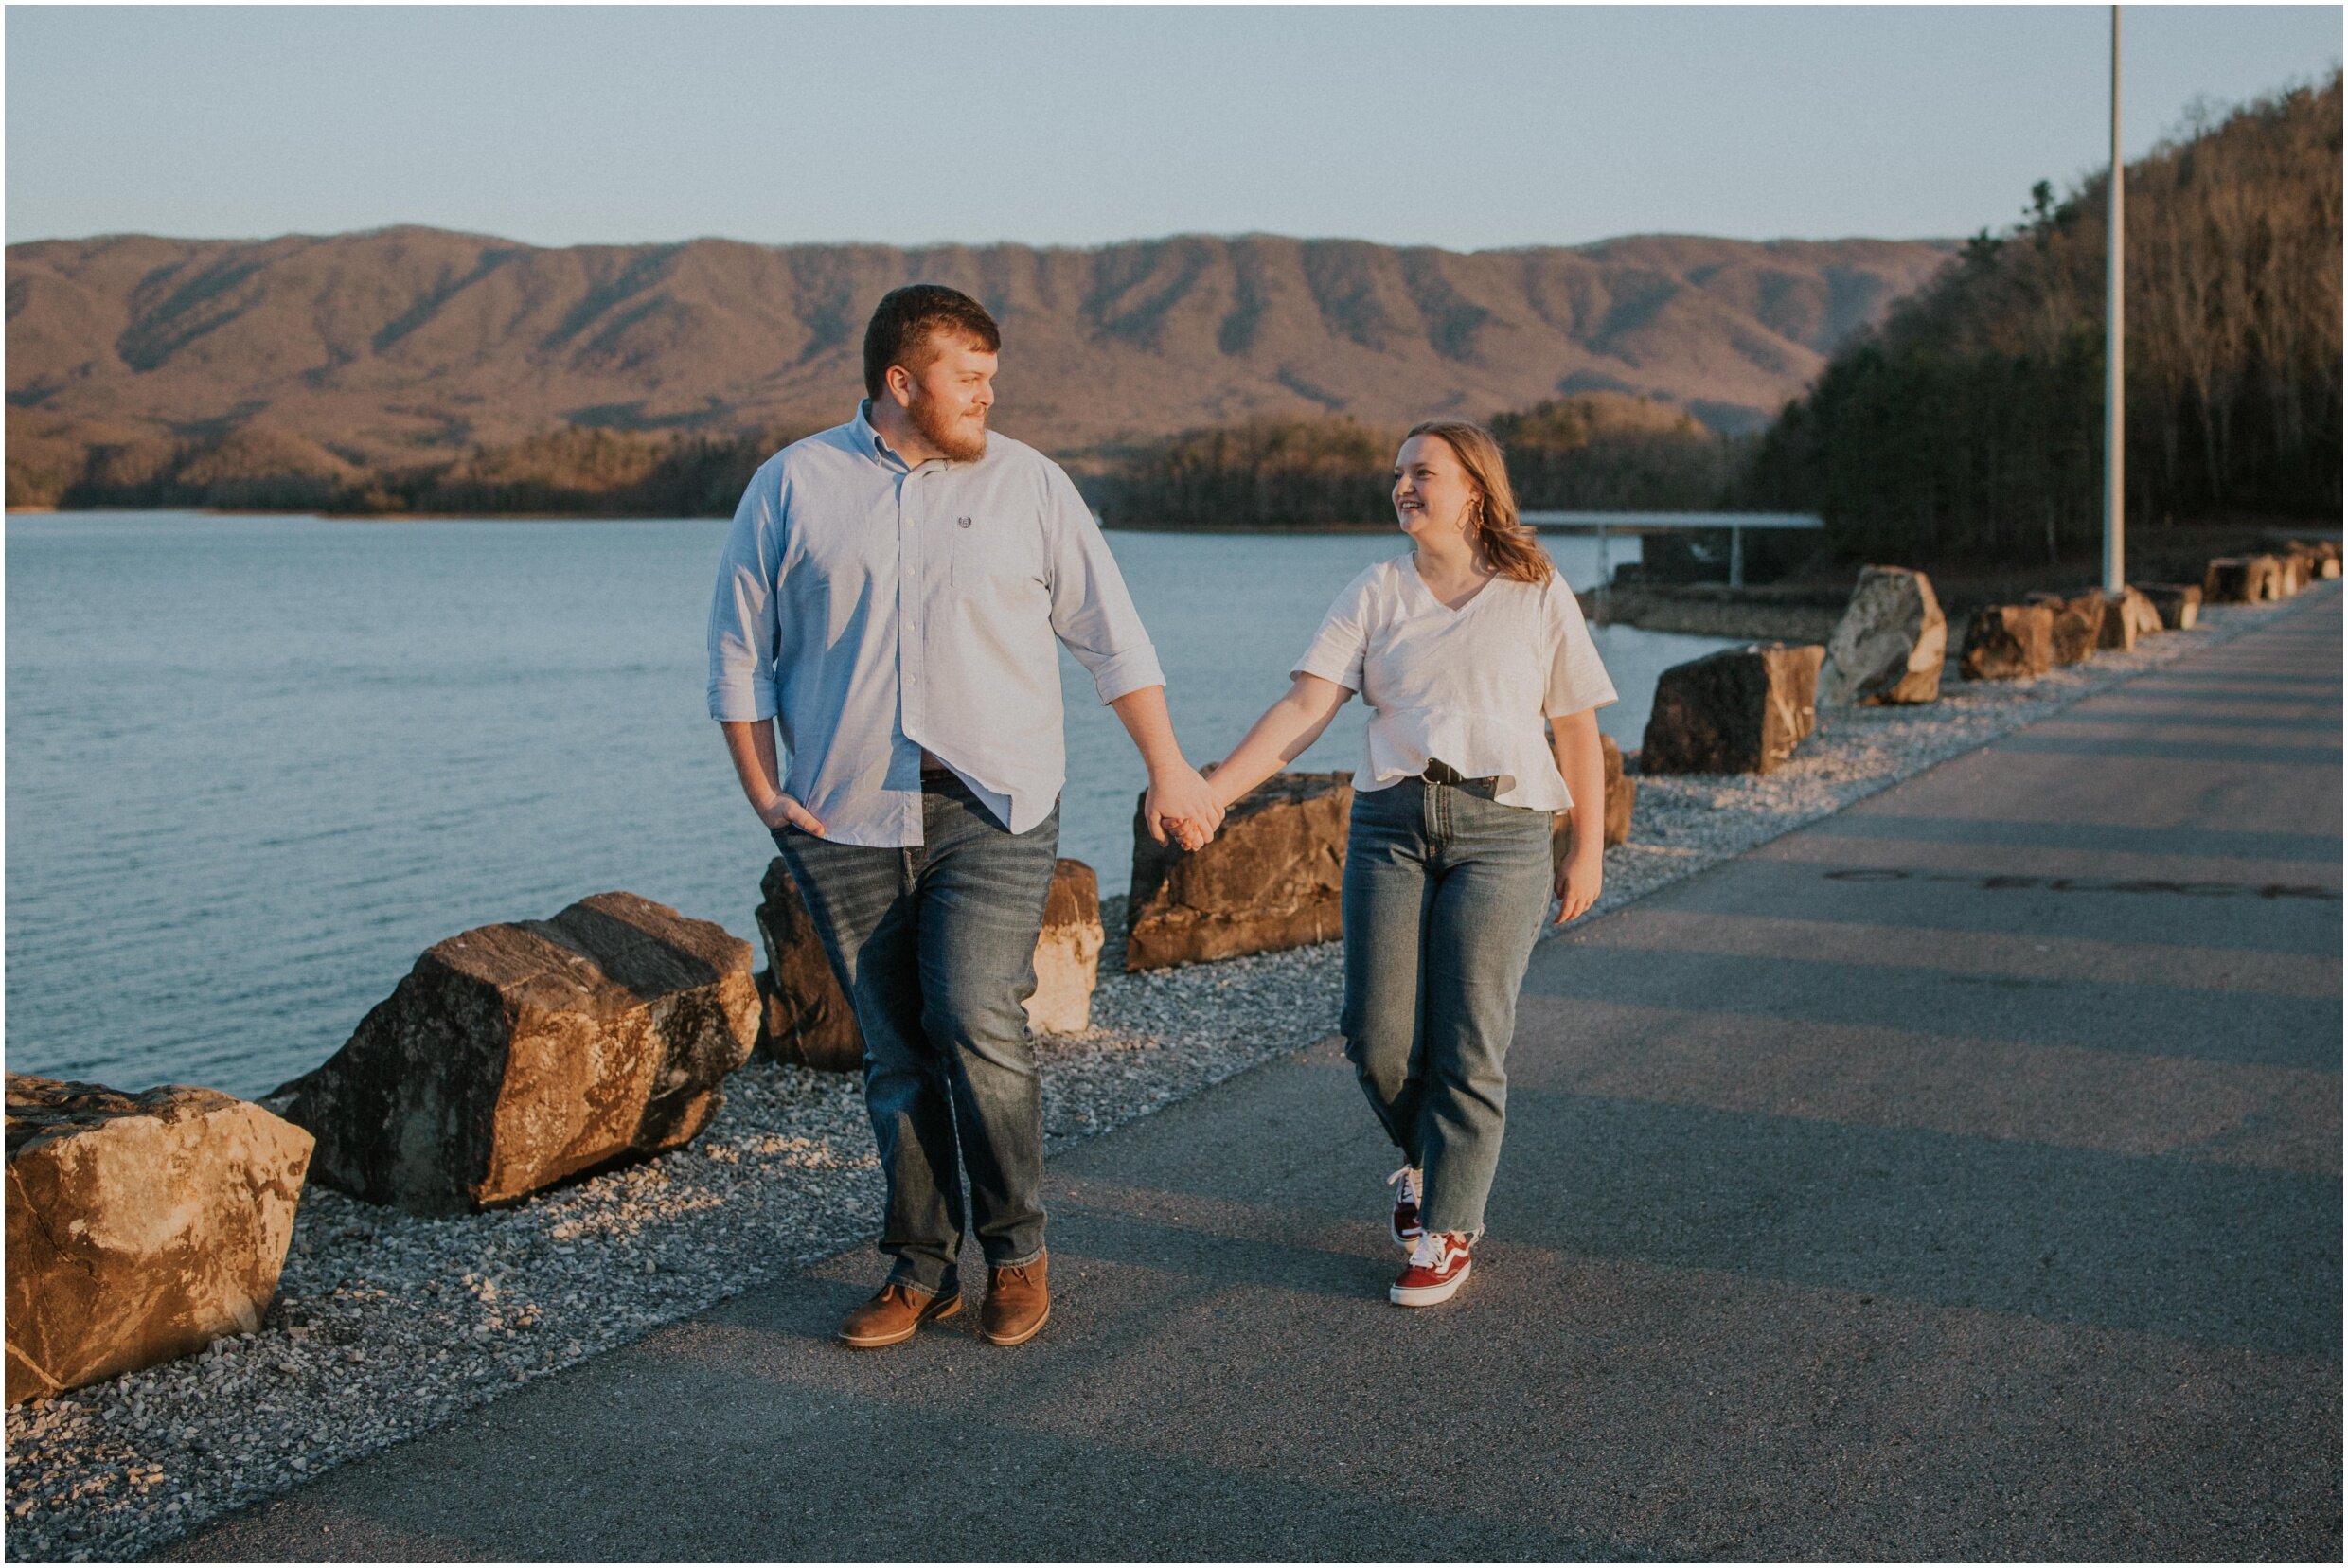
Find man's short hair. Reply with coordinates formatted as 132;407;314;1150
863;285;1002;399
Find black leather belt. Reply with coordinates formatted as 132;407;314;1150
1421;758;1502;798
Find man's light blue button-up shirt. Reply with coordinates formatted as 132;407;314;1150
707;403;1165;847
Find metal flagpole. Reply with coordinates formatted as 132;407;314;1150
2104;4;2125;594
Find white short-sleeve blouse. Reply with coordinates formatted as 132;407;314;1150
1292;554;1618;812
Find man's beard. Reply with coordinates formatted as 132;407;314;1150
908;385;988;462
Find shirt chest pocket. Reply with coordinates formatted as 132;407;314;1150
950;511;1049;601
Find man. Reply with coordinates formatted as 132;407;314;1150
707;284;1221;1349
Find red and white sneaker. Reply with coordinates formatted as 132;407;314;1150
1390;1230;1472;1307
1387;1166;1424;1249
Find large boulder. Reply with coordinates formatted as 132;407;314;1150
2200;558;2250;603
752;858;863;1072
754;856;1106;1061
2204;555;2285;604
1599;734;1635;846
1026;860;1106;1036
2136;582;2201;631
2026;590;2105;665
7;1078;311;1405
267;892;757;1214
2274;543;2321;594
1551;734;1635;867
2093;586;2160;652
1959;604;2055;681
1640;643;1824;775
2286;541;2337;585
1817;566;1947;706
2121;585;2165;642
1127;772;1351;971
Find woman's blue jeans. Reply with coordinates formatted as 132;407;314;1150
1341;775;1555;1239
776;775;1061;1299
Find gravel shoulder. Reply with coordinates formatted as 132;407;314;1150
4;589;2326;1564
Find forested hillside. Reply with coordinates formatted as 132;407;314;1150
1743;73;2342;561
1092;392;1734;527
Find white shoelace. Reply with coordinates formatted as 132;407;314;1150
1387;1166;1423;1206
1407;1229;1459;1270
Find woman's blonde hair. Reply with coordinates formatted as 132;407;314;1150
1403;419;1553;585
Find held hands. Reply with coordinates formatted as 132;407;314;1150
1145;761;1225;853
1142;674;1346;855
1162;813;1214;852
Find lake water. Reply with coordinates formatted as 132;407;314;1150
6;512;1729;1097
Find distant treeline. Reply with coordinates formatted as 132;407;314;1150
18;393;1737;528
10;423;804;517
1744;72;2342;561
1489;398;1740;511
378;427;805;517
1090;393;1737;527
1088;418;1398;526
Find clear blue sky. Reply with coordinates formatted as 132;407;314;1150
7;5;2339;251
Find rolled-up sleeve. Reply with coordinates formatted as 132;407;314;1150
706;465;784;722
1041;466;1165;704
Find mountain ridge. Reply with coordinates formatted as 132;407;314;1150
7;225;1958;474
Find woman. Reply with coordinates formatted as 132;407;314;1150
1205;419;1616;1307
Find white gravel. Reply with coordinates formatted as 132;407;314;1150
3;589;2322;1563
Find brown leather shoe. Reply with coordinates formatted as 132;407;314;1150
979;1255;1051;1346
837;1282;961;1349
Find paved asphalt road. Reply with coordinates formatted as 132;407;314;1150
167;590;2341;1561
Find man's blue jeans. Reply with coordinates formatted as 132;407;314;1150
1341;775;1555;1239
776;775;1060;1298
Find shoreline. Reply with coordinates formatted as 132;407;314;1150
1579;581;1848;644
3;585;2334;1562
